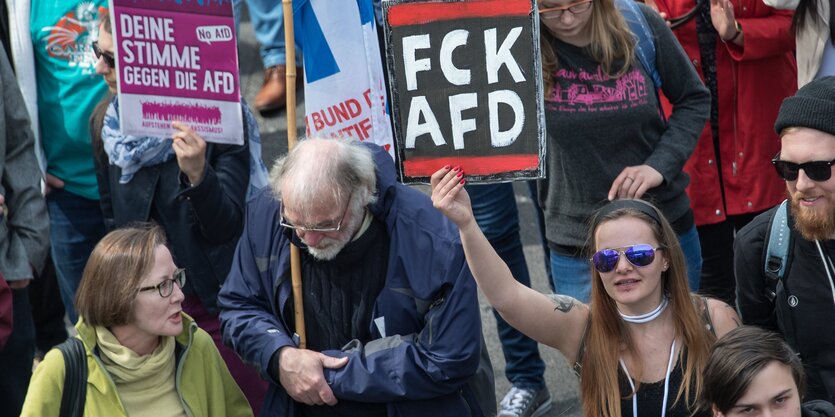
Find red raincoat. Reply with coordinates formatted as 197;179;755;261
655;0;797;225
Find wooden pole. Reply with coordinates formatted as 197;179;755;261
282;0;306;349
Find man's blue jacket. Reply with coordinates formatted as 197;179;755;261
218;144;495;417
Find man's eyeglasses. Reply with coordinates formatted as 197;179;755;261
771;157;835;182
91;41;115;68
539;0;593;19
591;244;662;273
139;268;186;298
280;193;352;233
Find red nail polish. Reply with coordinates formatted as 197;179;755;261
456;171;463;178
460;179;466;185
443;165;451;170
453;165;461;171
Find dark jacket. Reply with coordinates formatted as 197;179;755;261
217;143;495;417
803;400;835;417
91;103;250;313
735;206;835;403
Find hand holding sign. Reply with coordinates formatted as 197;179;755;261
171;121;208;187
430;166;475;231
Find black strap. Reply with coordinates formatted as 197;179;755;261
699;295;717;338
56;337;87;417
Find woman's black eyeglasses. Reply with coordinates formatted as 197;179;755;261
591;244;662;273
139;268;186;298
538;0;593;19
771;157;835;182
91;41;115;68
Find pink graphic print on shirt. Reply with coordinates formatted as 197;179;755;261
547;66;649;112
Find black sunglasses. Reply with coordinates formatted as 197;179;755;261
591;244;662;273
91;41;115;68
771;157;835;182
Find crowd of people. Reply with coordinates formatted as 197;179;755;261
1;0;835;416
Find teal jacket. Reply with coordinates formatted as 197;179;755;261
21;314;252;417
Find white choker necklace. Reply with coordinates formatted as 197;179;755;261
619;295;669;324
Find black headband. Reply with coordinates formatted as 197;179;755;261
593;199;663;227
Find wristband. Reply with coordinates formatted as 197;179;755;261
725;20;742;42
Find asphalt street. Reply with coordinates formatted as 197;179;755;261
235;7;582;416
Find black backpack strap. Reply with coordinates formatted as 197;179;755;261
56;337;87;417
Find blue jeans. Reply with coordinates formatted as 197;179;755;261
466;183;545;391
549;224;702;303
233;0;300;68
0;288;35;417
46;188;106;323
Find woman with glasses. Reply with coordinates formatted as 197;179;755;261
647;0;796;308
88;11;269;412
431;167;739;417
537;0;710;303
20;225;252;417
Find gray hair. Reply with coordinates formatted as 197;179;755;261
270;138;377;214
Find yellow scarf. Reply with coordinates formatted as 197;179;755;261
96;326;186;417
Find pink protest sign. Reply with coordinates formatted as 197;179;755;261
110;0;242;145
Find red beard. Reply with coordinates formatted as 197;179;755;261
790;190;835;241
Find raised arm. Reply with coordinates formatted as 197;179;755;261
430;167;589;359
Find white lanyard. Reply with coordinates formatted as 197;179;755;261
619;338;677;417
813;240;835;309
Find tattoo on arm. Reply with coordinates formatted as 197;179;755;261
549;294;576;313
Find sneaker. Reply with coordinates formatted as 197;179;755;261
497;386;553;417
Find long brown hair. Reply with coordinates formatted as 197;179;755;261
791;0;835;44
579;202;714;417
540;0;637;93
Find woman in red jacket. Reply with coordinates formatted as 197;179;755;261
651;0;797;304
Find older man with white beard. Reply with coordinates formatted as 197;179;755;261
218;138;495;417
735;76;835;405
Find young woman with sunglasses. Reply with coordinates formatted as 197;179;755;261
20;225;252;417
646;0;796;307
537;0;710;303
431;167;740;417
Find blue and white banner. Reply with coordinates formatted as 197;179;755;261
294;0;394;158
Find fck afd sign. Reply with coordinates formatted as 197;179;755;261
383;0;545;183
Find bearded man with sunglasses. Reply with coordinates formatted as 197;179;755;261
735;76;835;404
